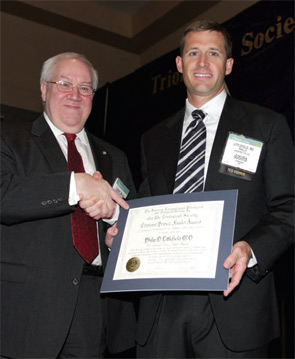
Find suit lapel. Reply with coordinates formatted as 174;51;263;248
31;115;68;173
32;117;113;182
87;132;113;183
205;96;246;190
157;109;184;194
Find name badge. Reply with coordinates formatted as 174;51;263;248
113;177;130;199
219;132;263;181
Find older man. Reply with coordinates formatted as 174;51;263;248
1;52;136;358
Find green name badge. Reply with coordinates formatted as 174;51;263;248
113;177;130;199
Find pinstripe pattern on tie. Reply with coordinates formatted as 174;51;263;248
174;110;206;193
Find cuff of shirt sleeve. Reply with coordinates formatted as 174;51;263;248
103;204;120;225
248;248;258;268
68;171;80;205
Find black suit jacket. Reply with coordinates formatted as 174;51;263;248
137;96;294;351
1;115;136;358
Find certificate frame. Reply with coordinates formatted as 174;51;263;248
101;190;238;293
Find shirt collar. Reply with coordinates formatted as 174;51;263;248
184;89;227;123
43;111;87;144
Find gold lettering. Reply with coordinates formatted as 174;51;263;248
151;74;161;94
151;70;183;95
160;77;167;91
254;33;264;49
241;32;253;56
172;72;180;85
241;15;294;57
276;16;283;39
284;17;295;33
265;26;275;43
167;70;172;88
233;170;245;176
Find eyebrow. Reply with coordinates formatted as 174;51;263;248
185;46;223;53
59;75;92;85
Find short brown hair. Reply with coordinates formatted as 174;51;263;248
180;20;232;59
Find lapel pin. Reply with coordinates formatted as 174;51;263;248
102;151;107;155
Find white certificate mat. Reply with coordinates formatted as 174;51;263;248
101;190;238;293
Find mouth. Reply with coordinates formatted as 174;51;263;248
64;104;81;109
194;73;212;78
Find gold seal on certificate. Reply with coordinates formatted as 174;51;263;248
126;257;140;272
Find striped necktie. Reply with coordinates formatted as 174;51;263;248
63;133;99;263
174;109;206;193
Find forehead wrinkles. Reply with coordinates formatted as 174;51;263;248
53;60;92;83
59;74;92;85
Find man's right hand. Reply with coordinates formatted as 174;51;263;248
75;173;129;219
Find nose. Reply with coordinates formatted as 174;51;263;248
67;86;81;100
198;53;208;68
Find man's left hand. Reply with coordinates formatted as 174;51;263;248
79;196;105;220
223;241;252;297
105;223;118;248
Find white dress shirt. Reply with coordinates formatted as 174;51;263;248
182;91;257;267
182;89;227;182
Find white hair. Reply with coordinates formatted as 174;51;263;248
40;52;98;90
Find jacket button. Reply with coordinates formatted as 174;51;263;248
72;278;79;285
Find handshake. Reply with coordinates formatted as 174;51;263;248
75;171;129;221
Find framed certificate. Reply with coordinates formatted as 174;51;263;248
101;190;238;293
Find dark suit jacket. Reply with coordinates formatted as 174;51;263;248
1;115;137;358
136;96;294;351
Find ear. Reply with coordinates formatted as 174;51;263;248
225;58;234;76
175;56;183;74
40;82;47;102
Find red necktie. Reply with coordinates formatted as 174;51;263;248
63;133;99;263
